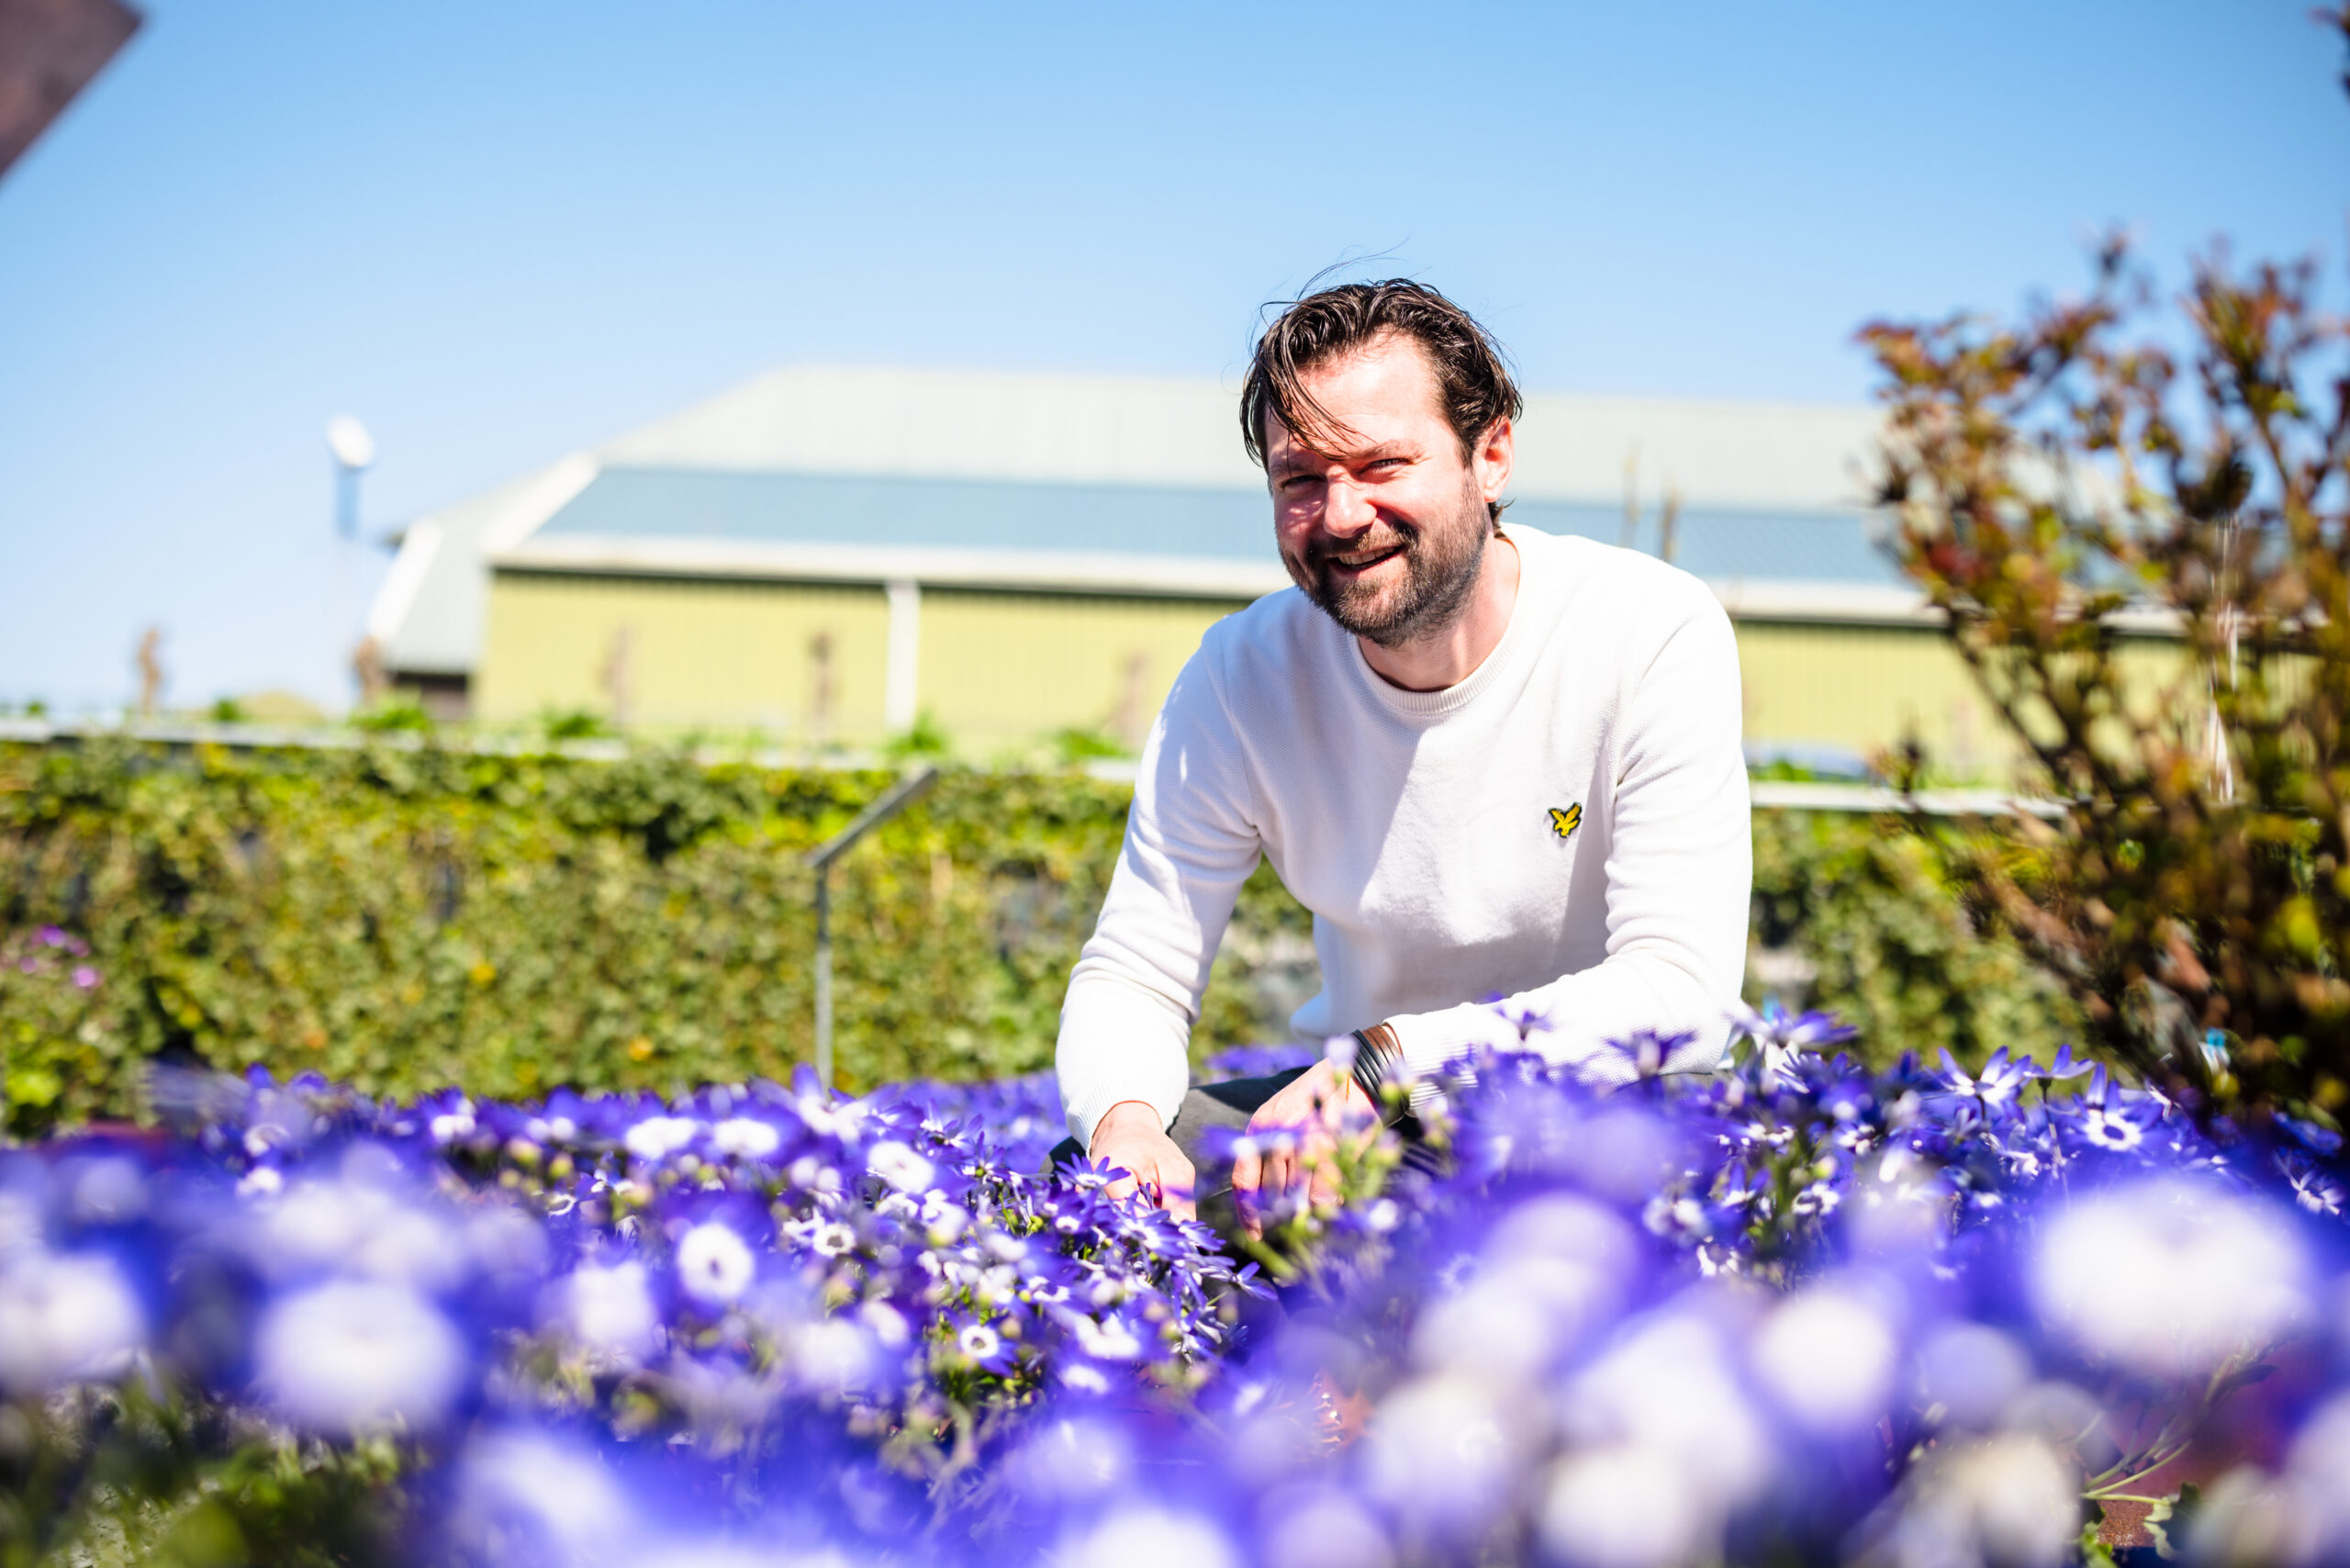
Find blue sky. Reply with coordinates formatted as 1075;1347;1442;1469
2;1;2344;711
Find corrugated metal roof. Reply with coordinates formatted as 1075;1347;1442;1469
1507;499;1897;585
596;365;1262;493
538;467;1274;560
593;364;1882;512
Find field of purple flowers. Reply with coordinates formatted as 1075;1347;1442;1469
4;1011;2349;1566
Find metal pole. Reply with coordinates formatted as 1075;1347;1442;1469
812;864;833;1092
335;465;359;703
802;765;938;1096
335;465;361;542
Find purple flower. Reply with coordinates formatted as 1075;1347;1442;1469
673;1221;758;1306
709;1115;783;1159
253;1279;469;1434
1938;1047;2032;1110
2031;1177;2313;1378
2075;1106;2145;1152
17;1000;2350;1563
623;1115;701;1162
2053;1065;2166;1158
2277;1113;2344;1158
551;1260;661;1360
2280;1154;2347;1217
0;1251;146;1393
948;1315;1015;1373
1599;1028;1698;1081
1729;999;1860;1052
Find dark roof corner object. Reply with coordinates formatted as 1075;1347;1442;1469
0;0;140;180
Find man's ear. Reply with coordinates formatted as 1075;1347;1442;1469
1475;418;1515;506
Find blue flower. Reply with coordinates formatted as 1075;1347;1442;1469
1599;1028;1699;1081
252;1278;470;1434
0;1249;146;1394
1936;1047;2033;1111
32;998;2350;1563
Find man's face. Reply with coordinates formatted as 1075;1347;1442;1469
1263;335;1505;647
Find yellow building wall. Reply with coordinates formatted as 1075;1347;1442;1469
474;569;2198;778
1735;622;1990;773
476;573;893;738
916;588;1244;753
1734;621;2194;779
476;571;1248;749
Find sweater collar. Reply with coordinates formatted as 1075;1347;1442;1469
1347;522;1543;720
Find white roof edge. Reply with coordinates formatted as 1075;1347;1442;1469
566;458;1883;515
488;536;1931;624
479;452;602;553
1706;577;2188;633
365;519;442;643
1705;578;1936;625
485;537;2193;634
491;534;1296;600
582;361;1884;512
369;454;603;674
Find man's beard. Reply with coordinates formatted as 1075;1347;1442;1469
1283;495;1491;649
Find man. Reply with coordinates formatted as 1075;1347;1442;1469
1056;280;1751;1229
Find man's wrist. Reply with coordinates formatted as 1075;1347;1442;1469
1348;1023;1411;1126
1088;1099;1164;1156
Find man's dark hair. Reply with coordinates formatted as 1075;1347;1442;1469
1239;279;1524;521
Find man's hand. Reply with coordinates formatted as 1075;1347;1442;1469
1231;1057;1378;1237
1088;1100;1197;1225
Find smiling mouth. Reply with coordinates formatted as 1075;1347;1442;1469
1323;543;1406;575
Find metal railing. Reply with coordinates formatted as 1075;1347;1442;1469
802;766;939;1091
0;717;2066;818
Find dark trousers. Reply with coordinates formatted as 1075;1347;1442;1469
1046;1068;1310;1241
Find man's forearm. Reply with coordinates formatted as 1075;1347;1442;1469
1055;969;1194;1148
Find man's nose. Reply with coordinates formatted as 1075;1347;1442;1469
1320;474;1375;535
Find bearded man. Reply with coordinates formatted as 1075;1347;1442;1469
1054;280;1751;1231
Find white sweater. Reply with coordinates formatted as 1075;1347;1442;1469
1055;523;1752;1147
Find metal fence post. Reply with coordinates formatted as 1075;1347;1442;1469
812;863;833;1091
802;765;939;1093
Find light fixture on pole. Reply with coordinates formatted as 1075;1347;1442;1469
326;415;375;539
326;416;376;707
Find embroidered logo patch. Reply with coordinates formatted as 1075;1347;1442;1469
1548;803;1583;841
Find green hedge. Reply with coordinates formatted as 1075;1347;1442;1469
0;740;2070;1136
1748;806;2081;1068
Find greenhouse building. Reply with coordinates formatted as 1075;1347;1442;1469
364;363;2007;774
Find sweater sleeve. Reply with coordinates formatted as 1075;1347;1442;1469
1382;588;1752;1085
1056;643;1264;1148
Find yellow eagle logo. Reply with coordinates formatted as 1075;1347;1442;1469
1548;803;1583;841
